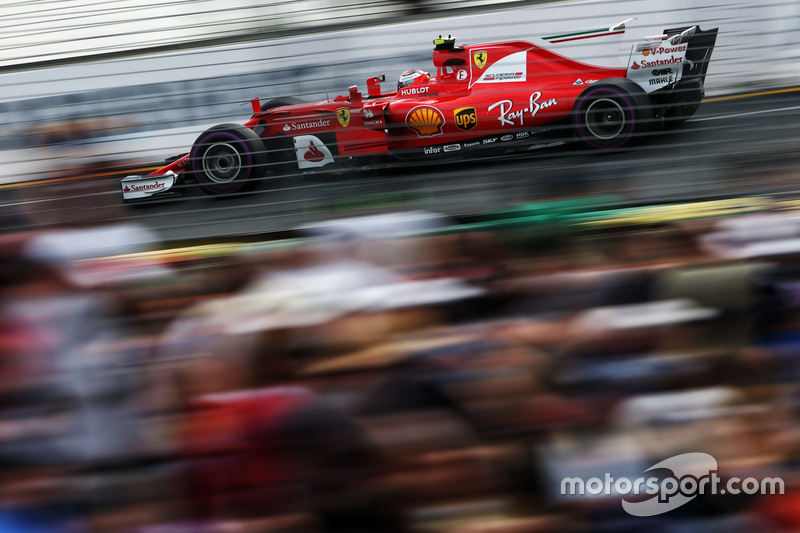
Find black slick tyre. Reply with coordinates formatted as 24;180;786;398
573;79;654;149
190;123;267;195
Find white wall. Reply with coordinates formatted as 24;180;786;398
0;0;796;183
3;0;796;100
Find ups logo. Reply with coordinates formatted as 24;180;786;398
454;107;477;131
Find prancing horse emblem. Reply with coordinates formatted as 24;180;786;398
473;51;488;69
337;107;351;127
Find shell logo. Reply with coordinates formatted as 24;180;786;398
406;106;445;137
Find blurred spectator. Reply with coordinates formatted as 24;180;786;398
0;466;88;532
5;193;800;531
174;346;404;532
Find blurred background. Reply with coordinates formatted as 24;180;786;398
1;0;800;531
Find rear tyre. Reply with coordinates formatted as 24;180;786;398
573;79;653;149
190;124;267;195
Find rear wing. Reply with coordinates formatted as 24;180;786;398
664;25;719;82
626;25;719;93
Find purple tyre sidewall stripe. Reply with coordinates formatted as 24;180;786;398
576;86;637;149
192;130;255;193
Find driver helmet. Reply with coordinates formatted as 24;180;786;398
398;69;431;90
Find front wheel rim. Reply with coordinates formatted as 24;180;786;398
201;142;242;184
585;98;626;140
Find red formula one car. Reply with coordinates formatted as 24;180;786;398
122;20;717;199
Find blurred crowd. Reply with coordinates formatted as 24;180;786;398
3;177;800;532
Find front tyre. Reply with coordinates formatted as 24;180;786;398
573;80;653;149
190;123;267;195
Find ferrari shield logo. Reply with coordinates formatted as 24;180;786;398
336;107;350;128
473;51;488;69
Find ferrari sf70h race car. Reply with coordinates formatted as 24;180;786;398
122;20;718;200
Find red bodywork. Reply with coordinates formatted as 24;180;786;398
151;37;627;177
122;23;717;199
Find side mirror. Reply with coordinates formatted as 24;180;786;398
367;75;386;97
250;97;262;114
349;85;363;105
